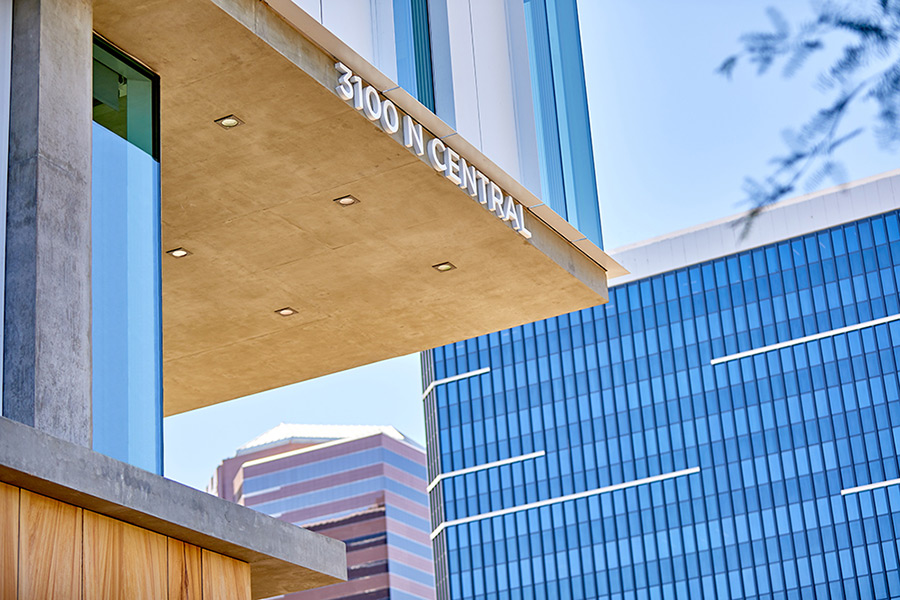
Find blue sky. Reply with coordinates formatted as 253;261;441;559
165;0;900;490
583;0;900;249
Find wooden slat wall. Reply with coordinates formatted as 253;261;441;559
84;511;168;599
18;490;82;600
0;484;254;600
202;548;252;600
0;482;18;599
169;538;203;600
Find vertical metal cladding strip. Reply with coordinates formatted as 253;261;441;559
433;528;449;600
421;350;441;486
421;348;449;600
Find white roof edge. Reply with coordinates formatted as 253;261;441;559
238;427;424;470
608;169;900;285
237;423;408;455
241;434;375;469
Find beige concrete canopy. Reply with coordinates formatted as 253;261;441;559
93;0;626;416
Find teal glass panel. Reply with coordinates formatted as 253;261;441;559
394;0;435;111
91;38;163;474
523;0;602;247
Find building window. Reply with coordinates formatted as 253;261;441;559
91;36;163;474
394;0;435;112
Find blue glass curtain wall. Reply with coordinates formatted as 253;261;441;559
425;209;900;599
523;0;602;247
393;0;435;111
91;37;163;474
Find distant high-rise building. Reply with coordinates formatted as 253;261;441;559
215;424;435;600
423;173;900;600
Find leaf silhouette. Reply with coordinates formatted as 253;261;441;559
722;0;900;224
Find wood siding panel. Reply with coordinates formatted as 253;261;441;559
202;549;251;600
168;538;202;600
6;484;262;600
83;511;167;599
0;483;18;600
18;490;82;599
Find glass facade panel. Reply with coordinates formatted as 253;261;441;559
91;38;163;474
425;210;900;600
393;0;435;111
523;0;602;247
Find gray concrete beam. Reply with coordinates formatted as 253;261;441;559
3;0;92;446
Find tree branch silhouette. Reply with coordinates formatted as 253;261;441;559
720;2;900;234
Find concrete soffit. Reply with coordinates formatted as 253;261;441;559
92;0;628;416
261;0;626;278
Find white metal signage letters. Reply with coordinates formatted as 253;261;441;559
335;62;532;239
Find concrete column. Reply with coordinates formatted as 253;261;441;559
3;0;92;446
0;0;14;409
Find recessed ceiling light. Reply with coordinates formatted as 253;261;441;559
276;307;297;317
334;195;359;206
166;247;191;258
432;262;456;272
215;114;243;129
